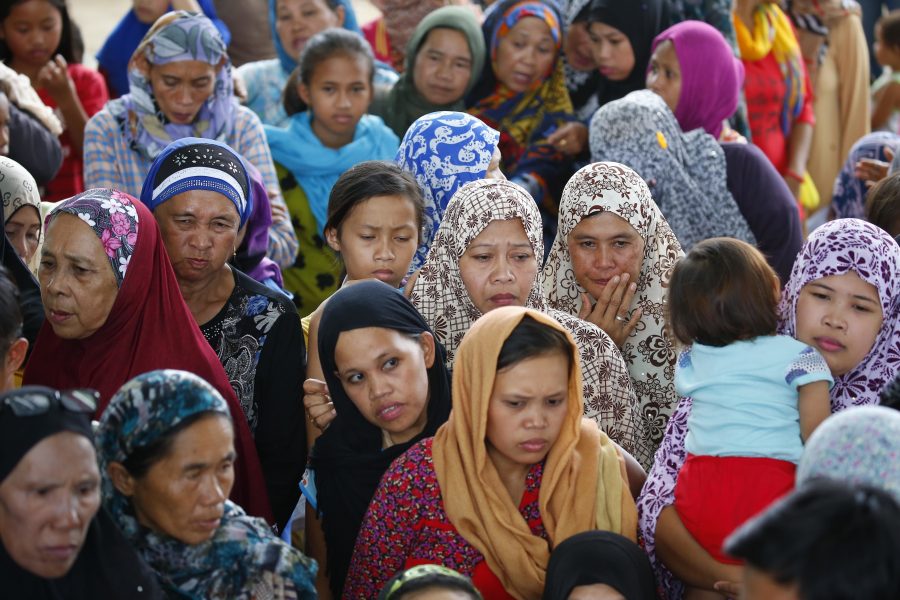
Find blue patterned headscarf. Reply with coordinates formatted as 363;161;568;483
832;131;900;220
108;11;237;161
96;369;317;599
139;137;254;227
396;111;500;272
49;188;140;287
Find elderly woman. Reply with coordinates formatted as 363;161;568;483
371;6;485;138
22;188;272;521
98;370;317;599
396;111;501;272
83;11;298;270
409;178;652;467
0;385;163;599
140;137;306;531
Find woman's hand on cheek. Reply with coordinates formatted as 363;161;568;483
37;55;75;105
577;273;642;348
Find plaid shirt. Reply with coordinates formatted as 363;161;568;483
83;105;299;268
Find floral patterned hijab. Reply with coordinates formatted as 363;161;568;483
777;219;900;408
410;178;651;466
97;370;317;599
396;111;500;272
543;162;683;448
108;11;236;161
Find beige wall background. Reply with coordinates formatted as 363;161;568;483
70;0;380;69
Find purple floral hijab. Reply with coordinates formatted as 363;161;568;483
49;189;140;287
637;218;900;599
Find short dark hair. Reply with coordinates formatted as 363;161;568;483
120;411;227;478
283;27;374;116
866;172;900;238
668;237;779;347
324;161;424;243
725;480;900;600
0;0;80;64
0;267;22;355
878;10;900;49
497;315;573;371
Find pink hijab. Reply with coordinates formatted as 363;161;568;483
650;20;743;139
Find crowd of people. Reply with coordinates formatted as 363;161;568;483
1;0;900;598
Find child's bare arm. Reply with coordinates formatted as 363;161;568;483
871;82;900;131
799;380;831;441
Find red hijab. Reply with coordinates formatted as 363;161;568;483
24;189;273;523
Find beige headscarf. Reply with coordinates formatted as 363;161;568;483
432;306;637;600
543;162;684;450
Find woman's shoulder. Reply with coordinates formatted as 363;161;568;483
383;438;437;487
233;268;298;317
236;58;283;80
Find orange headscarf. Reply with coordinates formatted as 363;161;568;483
432;307;636;599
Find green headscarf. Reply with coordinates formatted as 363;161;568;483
375;6;485;137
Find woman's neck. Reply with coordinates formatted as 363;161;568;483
487;446;531;506
178;265;235;325
310;115;356;150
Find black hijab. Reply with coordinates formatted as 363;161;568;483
0;230;43;357
586;0;669;107
0;390;163;599
542;531;658;600
310;280;452;598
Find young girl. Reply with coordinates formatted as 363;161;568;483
872;11;900;133
302;161;422;446
0;157;41;268
304;280;452;599
264;27;400;316
345;307;636;598
0;0;108;201
667;237;833;600
639;218;900;599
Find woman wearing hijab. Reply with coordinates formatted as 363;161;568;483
22;188;272;522
638;219;900;599
140;138;306;531
396;110;500;272
542;161;682;451
542;531;657;600
371;6;485;138
590;90;755;251
345;307;637;598
98;370;317;599
467;0;576;231
409;178;652;467
305;280;452;598
83;11;298;270
832;131;900;220
238;0;397;129
96;0;230;99
0;157;42;270
0;385;164;599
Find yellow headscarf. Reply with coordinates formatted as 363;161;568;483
432;307;636;599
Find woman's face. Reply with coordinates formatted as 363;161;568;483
0;0;63;70
154;189;241;285
5;204;41;264
563;21;596;72
325;194;419;289
795;271;884;377
646;40;681;113
567;212;643;301
275;0;343;62
494;16;556;94
485;350;569;475
131;0;168;25
299;54;372;149
588;22;635;82
149;60;218;125
116;414;235;545
459;218;538;314
333;327;435;447
39;213;120;340
412;27;473;106
0;432;100;579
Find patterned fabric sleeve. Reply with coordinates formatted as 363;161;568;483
234;107;299;268
83;109;126;191
637;396;691;600
344;440;434;598
785;345;833;389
